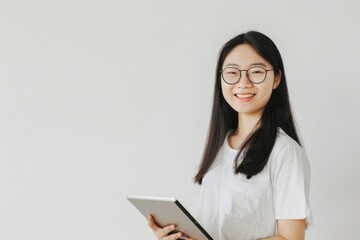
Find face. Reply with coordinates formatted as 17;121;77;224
221;44;281;118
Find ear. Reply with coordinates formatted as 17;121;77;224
273;69;282;89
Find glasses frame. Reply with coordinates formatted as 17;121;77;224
220;66;275;85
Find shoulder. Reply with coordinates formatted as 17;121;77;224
269;128;310;176
272;128;305;158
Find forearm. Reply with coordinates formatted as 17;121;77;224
258;236;287;240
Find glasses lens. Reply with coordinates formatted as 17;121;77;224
248;67;266;83
222;68;240;84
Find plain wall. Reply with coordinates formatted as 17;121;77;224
0;0;359;239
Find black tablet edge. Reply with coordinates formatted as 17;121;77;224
174;200;214;240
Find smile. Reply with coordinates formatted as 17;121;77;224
234;93;256;102
235;93;256;99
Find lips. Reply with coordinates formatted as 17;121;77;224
234;93;256;99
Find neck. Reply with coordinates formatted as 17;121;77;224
234;112;262;139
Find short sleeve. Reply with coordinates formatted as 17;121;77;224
271;141;313;228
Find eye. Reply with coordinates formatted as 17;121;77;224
249;68;265;75
223;68;239;75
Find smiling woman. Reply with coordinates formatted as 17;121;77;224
220;44;280;118
147;31;312;240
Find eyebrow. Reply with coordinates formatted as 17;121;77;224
225;62;267;68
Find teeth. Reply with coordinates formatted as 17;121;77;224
235;94;255;98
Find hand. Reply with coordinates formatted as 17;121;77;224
147;214;194;240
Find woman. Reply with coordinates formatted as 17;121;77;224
148;31;312;240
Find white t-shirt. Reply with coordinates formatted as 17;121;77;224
196;128;312;240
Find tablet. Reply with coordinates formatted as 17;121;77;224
127;195;213;240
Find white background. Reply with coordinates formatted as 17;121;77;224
1;0;359;239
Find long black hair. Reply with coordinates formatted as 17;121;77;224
194;31;300;184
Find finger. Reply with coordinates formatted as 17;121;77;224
148;214;177;238
164;232;182;240
147;214;160;231
159;224;176;238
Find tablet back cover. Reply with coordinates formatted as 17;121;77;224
127;195;213;240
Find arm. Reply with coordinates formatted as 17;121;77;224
258;219;306;240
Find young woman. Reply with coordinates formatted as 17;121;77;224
148;31;312;240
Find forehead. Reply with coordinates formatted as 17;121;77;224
223;44;271;68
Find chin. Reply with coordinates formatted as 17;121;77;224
233;107;264;117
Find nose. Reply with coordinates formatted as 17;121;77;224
235;71;253;88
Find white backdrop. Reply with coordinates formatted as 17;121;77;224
1;0;359;239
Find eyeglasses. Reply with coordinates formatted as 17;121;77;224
220;66;275;85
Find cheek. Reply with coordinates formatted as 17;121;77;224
221;81;226;92
257;85;274;104
221;82;233;101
